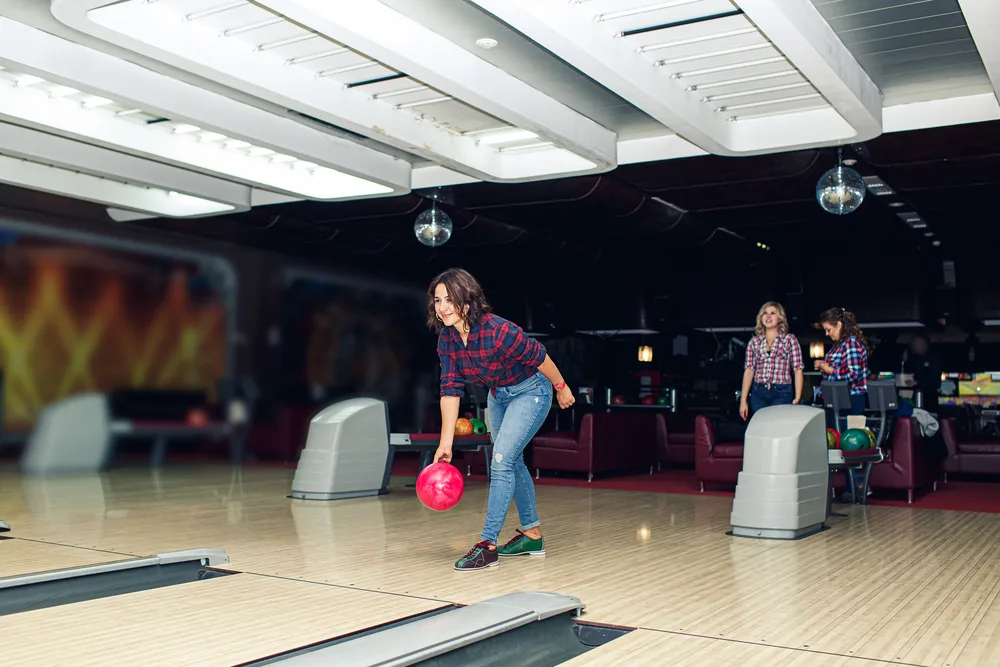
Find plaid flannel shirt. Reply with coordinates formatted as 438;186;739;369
438;313;547;397
823;335;868;395
744;332;804;387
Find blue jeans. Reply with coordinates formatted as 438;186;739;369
480;372;552;544
749;383;794;415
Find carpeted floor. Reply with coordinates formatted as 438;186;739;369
389;453;1000;514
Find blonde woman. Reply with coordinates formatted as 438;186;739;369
739;302;804;420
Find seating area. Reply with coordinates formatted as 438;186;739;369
513;408;981;506
693;415;745;493
940;417;1000;478
531;411;658;482
655;412;697;467
239;400;989;509
864;416;937;504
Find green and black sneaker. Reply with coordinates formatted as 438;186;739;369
454;540;499;571
497;530;545;558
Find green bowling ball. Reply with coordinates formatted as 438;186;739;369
841;428;873;451
469;417;487;435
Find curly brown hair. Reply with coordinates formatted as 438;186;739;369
426;268;492;334
818;307;870;353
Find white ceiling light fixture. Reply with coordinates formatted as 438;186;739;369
0;87;394;199
0;18;409;201
0;121;248;217
466;0;882;156
956;1;1000;102
0;156;236;217
862;175;895;196
50;0;617;182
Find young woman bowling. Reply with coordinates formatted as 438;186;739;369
739;301;804;420
429;268;575;571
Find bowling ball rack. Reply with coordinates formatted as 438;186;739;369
389;433;494;490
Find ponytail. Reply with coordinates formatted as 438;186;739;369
818;306;870;354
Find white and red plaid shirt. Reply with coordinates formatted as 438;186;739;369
744;332;804;387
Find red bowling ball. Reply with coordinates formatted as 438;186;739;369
415;462;465;512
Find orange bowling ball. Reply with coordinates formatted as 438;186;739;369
186;408;209;428
454;417;474;436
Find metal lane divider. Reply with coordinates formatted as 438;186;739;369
265;592;585;667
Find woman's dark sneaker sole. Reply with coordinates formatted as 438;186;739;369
500;550;545;558
454;560;498;572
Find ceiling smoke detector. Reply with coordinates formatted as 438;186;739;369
476;38;499;50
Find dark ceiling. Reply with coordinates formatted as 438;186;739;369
3;119;998;331
148;119;1000;262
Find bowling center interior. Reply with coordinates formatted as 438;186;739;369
4;1;1000;665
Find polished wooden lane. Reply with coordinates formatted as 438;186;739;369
562;630;904;666
0;539;135;578
0;572;444;667
4;465;1000;666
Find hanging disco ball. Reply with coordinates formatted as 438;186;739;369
414;207;453;247
816;165;866;215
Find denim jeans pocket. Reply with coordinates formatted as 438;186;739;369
506;373;549;398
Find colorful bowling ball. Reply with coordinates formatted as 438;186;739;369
454;418;474;436
469;417;487;435
863;428;877;447
186;408;209;428
841;428;872;451
415;462;465;512
611;395;627;405
640;395;656;406
656;395;670;405
826;428;840;449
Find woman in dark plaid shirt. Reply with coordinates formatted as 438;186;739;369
428;268;575;572
815;306;870;427
739;302;804;421
815;307;870;500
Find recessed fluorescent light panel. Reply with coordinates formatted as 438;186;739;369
0;154;234;217
0;66;391;200
897;211;928;229
51;0;615;181
863;175;895;196
464;0;881;155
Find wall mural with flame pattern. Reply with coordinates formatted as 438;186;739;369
0;229;227;431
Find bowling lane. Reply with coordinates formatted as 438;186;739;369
561;630;891;666
13;466;1000;666
0;538;136;578
4;572;445;667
